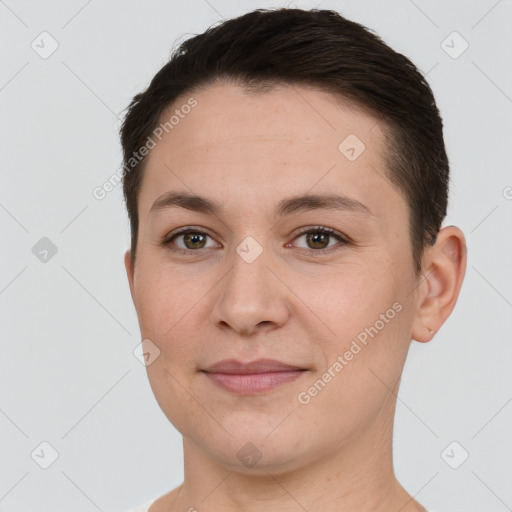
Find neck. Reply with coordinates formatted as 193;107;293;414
169;396;425;512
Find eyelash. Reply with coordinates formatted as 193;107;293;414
161;226;350;257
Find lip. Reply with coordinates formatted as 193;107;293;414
202;358;308;394
204;358;305;374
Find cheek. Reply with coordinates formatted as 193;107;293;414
133;264;214;376
297;266;410;385
297;308;409;440
290;262;396;340
134;263;192;335
145;360;204;439
135;268;202;427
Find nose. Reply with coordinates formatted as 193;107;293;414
211;246;291;337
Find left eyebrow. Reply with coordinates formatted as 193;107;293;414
275;192;374;218
149;191;374;218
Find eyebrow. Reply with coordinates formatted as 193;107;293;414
149;191;374;218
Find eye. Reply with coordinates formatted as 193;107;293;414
161;226;350;256
287;226;349;255
162;227;218;254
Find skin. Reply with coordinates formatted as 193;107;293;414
124;82;467;512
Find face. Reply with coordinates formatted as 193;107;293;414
125;82;424;473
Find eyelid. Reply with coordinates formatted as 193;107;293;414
286;226;349;253
162;226;220;250
162;225;350;255
292;225;349;242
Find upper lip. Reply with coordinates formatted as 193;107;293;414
203;358;305;374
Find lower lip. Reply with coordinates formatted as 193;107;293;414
204;370;305;394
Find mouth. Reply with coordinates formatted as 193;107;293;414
201;358;309;394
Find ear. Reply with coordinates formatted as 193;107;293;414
124;249;136;305
411;225;467;342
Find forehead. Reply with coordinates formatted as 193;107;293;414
138;82;405;227
155;82;382;158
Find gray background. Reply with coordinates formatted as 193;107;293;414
1;1;511;511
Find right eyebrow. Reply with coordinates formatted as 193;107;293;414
149;191;221;216
149;191;374;218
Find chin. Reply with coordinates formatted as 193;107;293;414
199;428;311;475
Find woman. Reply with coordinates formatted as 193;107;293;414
120;7;466;512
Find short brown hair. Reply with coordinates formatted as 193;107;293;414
120;7;449;275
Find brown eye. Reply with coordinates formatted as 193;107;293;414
290;226;348;254
181;232;208;250
304;231;331;250
162;226;349;257
163;229;217;253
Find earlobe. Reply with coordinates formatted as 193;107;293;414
411;226;467;343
